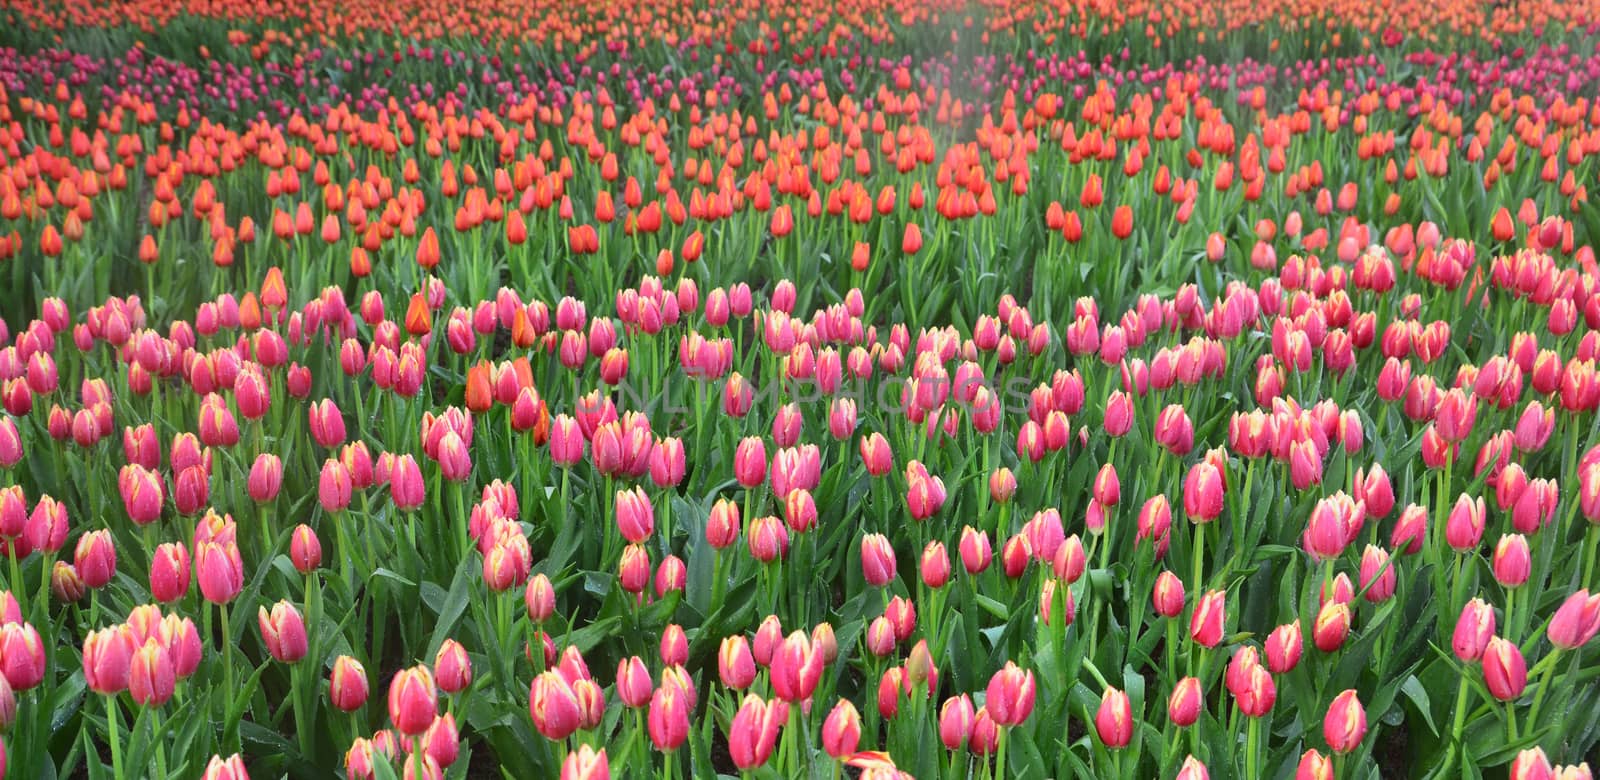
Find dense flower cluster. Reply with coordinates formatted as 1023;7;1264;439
0;1;1598;779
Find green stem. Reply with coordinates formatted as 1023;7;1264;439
1245;716;1260;780
106;694;123;779
1446;674;1472;771
995;726;1008;779
1527;648;1560;726
1582;525;1599;590
221;603;237;751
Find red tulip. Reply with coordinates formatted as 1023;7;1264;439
128;638;176;708
1177;756;1210;780
1313;601;1351;653
615;487;654;544
905;460;947;520
1234;663;1276;717
529;669;580;740
1266;621;1303;673
727;695;787;769
1492;534;1532;588
330;656;369;712
746;515;789;562
901;223;923;254
424;713;460;768
83;625;137;694
200;754;251;780
150;542;191;603
715;635;755;690
969;706;999;755
389;665;438;736
434;639;472;694
1168;676;1203;726
1445;494;1486;552
309;398;347;449
1357;545;1396;603
560;745;609;780
1482;636;1527;701
1548;590;1600;649
74;529;116;590
290;525;321;574
119;465;164;525
1511;748;1556;780
319;459;353;512
1297;749;1334;780
1183;462;1225;522
1189;589;1226;648
959;526;992;574
1153;570;1187;617
259;600;309;663
0;622;45;690
770;631;824;702
648;682;690;752
861;533;897;586
1095;687;1133;748
1323;690;1367;754
984;662;1036;726
822;699;862;758
390;454;426;510
939;694;976;750
859;432;893;476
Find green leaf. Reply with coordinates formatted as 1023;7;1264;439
426;555;476;659
1400;675;1440;737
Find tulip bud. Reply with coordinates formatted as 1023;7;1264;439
1358;545;1396;603
1323;690;1367;754
1153;570;1187;617
1298;749;1334;780
727;695;787;770
129;639;176;708
330;656;369;712
258;600;309;664
959;526;992;574
822;699;862;758
1483;636;1527;701
434;639;472;694
861;533;897;586
560;745;609;780
984;662;1036;726
149;542;191;603
74;529;117;590
200;754;251;780
290;524;321;574
1445;494;1486;552
1391;503;1427;555
1095;687;1133;748
82;624;137;695
1189;589;1226;648
753;615;783;666
1168;676;1203;726
1266;621;1303;673
718;636;757;690
1313;601;1352;653
1492;534;1532;588
1452;598;1498;662
648;682;690;752
529;670;581;740
389;665;438;736
1511;748;1555;780
1547;590;1600;649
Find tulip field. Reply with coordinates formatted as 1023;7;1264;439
4;0;1600;778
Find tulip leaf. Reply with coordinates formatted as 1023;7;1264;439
372;567;417;588
425;554;475;659
49;672;87;731
1399;674;1440;737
